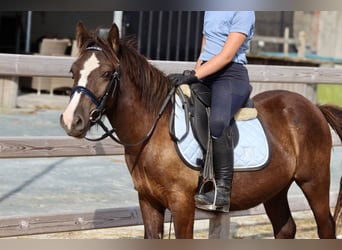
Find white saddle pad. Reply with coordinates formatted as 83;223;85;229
174;94;270;171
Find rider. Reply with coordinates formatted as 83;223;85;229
169;11;255;212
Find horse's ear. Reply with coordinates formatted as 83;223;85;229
107;23;120;53
76;21;90;49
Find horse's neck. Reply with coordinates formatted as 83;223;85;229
107;48;172;144
107;79;169;144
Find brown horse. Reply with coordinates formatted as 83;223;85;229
60;22;342;239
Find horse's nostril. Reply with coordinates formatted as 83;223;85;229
60;112;87;138
73;115;85;129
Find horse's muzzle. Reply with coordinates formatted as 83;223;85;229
59;114;88;138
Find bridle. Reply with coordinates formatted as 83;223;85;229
69;46;175;147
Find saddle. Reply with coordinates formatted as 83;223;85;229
169;83;269;171
169;82;258;168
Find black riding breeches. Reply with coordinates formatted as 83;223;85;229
202;62;251;138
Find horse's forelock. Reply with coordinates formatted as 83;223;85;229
79;34;119;66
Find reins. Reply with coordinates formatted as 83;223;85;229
87;85;175;147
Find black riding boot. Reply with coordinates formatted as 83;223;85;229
195;127;234;212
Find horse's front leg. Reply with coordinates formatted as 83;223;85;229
170;198;196;239
139;197;165;239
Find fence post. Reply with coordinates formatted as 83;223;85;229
208;212;230;239
0;76;18;109
283;27;290;57
297;31;306;59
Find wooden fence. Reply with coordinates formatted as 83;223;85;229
252;27;306;58
0;53;342;238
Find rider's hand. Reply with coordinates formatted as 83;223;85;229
168;70;198;85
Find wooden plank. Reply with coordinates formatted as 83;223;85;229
0;192;338;238
0;133;339;159
246;64;342;84
151;61;342;84
253;35;297;45
0;54;74;77
150;60;196;75
0;207;144;237
0;136;123;158
0;206;216;237
0;54;342;85
0;133;340;159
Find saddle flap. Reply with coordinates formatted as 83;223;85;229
189;83;211;150
190;83;211;107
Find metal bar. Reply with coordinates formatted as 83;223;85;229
175;11;183;61
137;11;143;52
166;11;173;60
146;11;154;58
25;11;32;53
113;11;123;37
184;11;191;61
193;11;202;61
156;11;163;60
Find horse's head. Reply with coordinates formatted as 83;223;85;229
60;21;121;138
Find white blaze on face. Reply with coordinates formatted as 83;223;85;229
62;53;100;130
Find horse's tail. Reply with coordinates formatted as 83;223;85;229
318;104;342;231
335;178;342;236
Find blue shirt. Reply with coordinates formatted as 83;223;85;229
199;11;255;64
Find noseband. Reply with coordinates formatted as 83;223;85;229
70;46;175;147
70;70;120;123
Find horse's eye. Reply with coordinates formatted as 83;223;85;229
103;71;112;79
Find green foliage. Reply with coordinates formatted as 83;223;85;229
316;84;342;106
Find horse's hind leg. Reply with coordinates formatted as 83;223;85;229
296;178;336;238
263;187;297;238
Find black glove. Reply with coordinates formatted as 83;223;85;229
168;70;198;85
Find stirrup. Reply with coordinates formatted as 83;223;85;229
196;203;230;213
195;179;230;213
196;198;230;213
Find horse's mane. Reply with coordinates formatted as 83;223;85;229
119;38;173;115
79;32;173;115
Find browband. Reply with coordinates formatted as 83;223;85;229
85;46;103;51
